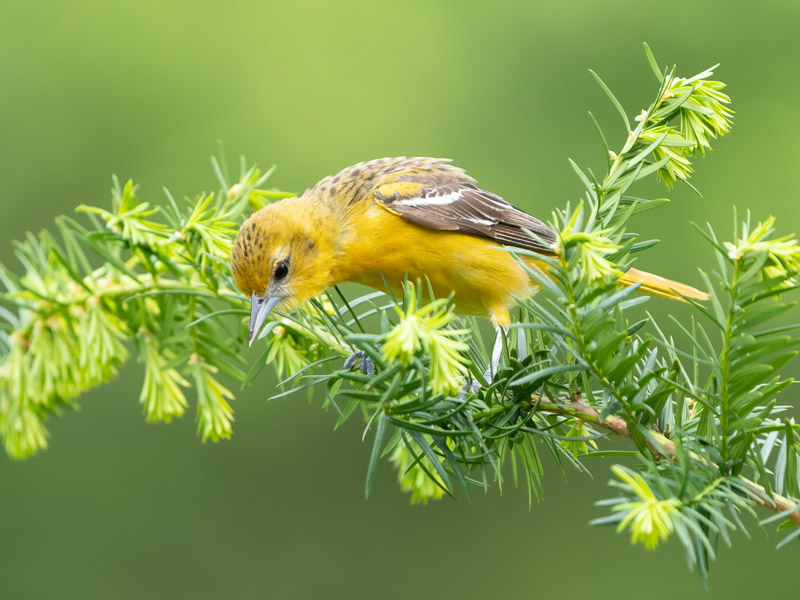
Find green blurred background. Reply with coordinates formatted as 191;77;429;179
1;1;798;598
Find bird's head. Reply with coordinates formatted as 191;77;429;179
231;198;337;346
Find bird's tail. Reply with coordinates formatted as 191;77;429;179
618;267;708;302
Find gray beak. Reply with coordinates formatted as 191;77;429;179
249;293;281;347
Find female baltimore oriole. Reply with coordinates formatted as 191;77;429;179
231;157;706;346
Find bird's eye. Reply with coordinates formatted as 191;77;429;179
274;260;289;280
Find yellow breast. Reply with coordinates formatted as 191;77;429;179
334;204;541;325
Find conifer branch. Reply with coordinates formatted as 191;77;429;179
534;397;800;526
1;45;798;581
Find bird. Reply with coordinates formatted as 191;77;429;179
230;157;706;360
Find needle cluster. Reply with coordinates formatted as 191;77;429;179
0;46;797;582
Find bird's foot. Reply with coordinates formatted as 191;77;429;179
461;366;495;399
467;327;503;395
344;350;376;376
461;380;484;400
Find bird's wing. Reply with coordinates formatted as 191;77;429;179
369;158;557;253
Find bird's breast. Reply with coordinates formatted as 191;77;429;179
333;205;540;317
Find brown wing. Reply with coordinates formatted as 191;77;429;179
370;158;556;253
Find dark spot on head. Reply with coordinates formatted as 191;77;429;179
306;240;315;252
332;174;341;184
351;168;361;178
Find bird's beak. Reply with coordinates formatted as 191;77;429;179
249;293;281;347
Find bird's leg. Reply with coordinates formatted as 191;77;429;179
465;326;505;395
344;347;379;376
487;325;505;382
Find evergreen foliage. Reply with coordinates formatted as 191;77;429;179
1;45;797;581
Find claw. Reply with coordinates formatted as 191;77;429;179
344;350;375;376
459;369;493;400
362;355;375;376
343;352;360;370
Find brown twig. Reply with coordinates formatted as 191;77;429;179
535;398;800;527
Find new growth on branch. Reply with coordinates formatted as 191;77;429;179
0;45;797;581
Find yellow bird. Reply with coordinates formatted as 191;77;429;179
231;157;706;347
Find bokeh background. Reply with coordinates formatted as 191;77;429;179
1;1;798;598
